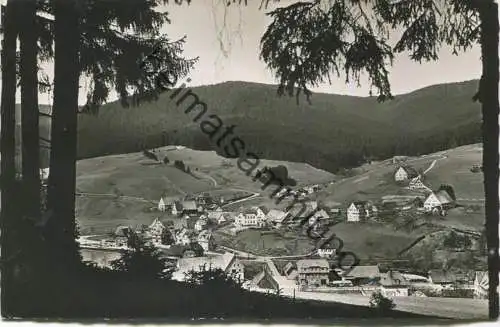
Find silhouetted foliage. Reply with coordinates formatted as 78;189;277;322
369;291;396;312
443;231;472;249
187;242;204;257
111;232;172;279
161;229;175;245
184;266;242;289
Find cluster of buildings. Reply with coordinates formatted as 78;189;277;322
271;259;490;299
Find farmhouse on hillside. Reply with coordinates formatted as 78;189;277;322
296;259;330;288
172;252;244;282
394;165;419;182
158;198;167;212
423;190;456;212
265;209;289;228
379;271;410;297
408;176;427;190
235;207;267;227
346;201;378;222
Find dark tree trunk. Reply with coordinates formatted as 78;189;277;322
0;0;20;317
20;0;40;223
46;0;81;266
479;0;499;320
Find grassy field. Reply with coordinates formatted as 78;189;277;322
423;144;484;200
76;146;336;234
327;222;426;261
76;197;183;234
213;229;316;257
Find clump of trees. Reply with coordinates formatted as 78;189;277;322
438;184;456;201
443;231;472;250
369;291;396;313
111;231;173;279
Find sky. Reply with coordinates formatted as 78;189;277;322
1;0;482;105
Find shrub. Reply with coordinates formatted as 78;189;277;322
369;291;396;312
111;232;172;279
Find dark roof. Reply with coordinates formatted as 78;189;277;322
345;265;380;279
380;271;408;287
429;269;456;284
258;206;269;215
182;201;198;211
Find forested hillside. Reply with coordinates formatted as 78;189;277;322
29;79;481;173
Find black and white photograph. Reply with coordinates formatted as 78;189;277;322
0;0;499;323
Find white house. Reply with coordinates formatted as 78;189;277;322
197;230;214;251
175;228;196;245
158;198;167;212
473;271;489;299
394;166;418;182
208;211;229;224
194;215;209;231
379;271;410;297
172;252;245;282
346;201;376;222
423;190;455;212
408;176;427;190
148;218;166;243
235;207;267;227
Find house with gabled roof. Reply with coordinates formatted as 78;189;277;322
158;198;167;212
172;200;199;216
172;252;244;282
235;207;267;227
343;265;381;285
423;190;455;212
428;269;456;286
346;201;377;222
175;228;197;246
265;209;289;227
197;230;214;251
394;165;419;182
296;259;330;287
148;218;166;243
473;271;490;299
194;215;209;231
379;271;410;297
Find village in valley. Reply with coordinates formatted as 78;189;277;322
74;143;491;318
